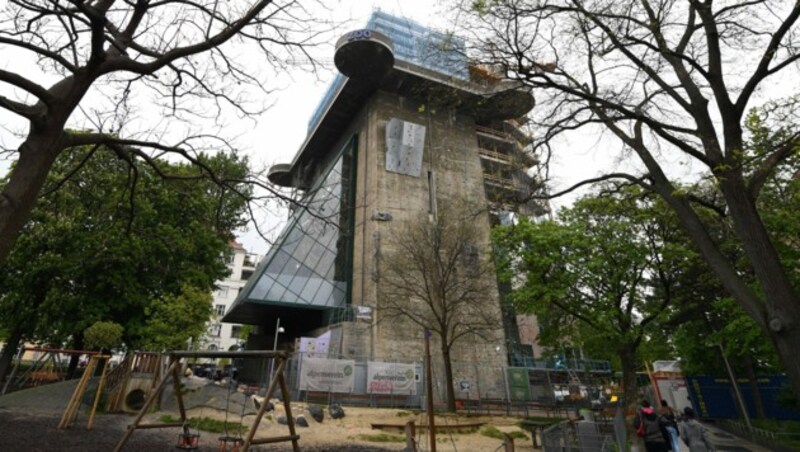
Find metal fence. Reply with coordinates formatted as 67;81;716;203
542;420;618;452
718;420;800;452
176;348;617;419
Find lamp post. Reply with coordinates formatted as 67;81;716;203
266;318;284;390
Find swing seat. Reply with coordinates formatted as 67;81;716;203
175;432;200;450
218;435;244;452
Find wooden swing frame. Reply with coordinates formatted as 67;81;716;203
113;350;299;452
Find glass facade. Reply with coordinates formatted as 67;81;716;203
367;11;468;80
308;11;468;132
240;137;357;310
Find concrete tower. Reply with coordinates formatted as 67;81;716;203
224;12;544;384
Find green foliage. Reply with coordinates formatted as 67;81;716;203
0;146;250;352
493;185;701;407
139;285;213;351
481;425;528;440
83;321;124;350
238;324;253;340
158;415;245;434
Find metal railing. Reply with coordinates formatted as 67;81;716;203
542;420;618;452
719;420;800;452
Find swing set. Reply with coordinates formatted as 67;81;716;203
113;350;299;452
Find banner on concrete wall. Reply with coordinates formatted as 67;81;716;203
298;331;331;358
367;361;417;395
299;357;355;393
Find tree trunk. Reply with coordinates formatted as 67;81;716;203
0;136;61;265
441;345;457;412
719;174;800;404
66;334;84;380
742;354;766;419
769;327;800;406
0;326;24;385
618;345;639;416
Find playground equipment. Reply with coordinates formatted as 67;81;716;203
58;354;111;430
113;350;299;452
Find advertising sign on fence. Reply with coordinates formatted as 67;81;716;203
299;357;355;393
367;361;417;395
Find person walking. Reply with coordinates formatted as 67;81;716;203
660;399;681;451
634;400;670;452
680;407;715;452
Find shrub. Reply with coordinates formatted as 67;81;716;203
84;321;123;350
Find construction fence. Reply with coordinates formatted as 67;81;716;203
233;352;617;416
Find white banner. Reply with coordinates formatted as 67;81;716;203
299;357;355;393
298;330;331;358
367;361;417;395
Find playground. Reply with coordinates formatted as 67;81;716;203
0;376;540;451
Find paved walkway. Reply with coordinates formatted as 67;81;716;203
638;422;773;452
697;422;773;452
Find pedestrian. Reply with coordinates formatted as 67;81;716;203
680;407;715;451
660;399;681;451
634;400;670;452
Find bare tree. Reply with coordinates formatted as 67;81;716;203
379;202;502;412
461;0;800;401
0;0;329;265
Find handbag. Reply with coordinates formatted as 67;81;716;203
636;415;647;438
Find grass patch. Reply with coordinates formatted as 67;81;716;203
481;425;528;440
158;414;245;434
355;433;405;443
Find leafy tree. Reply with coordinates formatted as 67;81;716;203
84;321;124;351
463;0;800;400
139;285;213;351
380;202;503;412
0;1;326;265
493;187;692;410
0;145;248;380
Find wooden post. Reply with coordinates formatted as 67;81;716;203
503;432;515;452
87;355;111;429
405;420;416;451
58;357;97;429
242;358;286;451
424;329;436;452
276;359;300;452
113;358;181;452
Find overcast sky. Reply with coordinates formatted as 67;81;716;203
0;0;659;255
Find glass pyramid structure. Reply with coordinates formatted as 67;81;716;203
226;138;356;319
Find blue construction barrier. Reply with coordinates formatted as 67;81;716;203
686;375;800;420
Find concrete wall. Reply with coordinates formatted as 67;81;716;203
347;90;508;369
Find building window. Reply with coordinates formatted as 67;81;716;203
231;325;242;339
241;269;253;281
214;304;226;316
217;286;229;298
208;323;221;337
